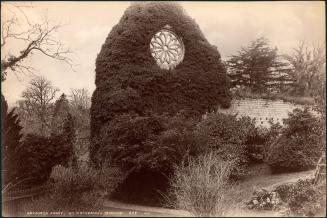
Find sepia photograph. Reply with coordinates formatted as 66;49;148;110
1;1;326;217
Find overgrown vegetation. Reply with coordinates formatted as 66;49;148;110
99;112;198;205
2;90;78;189
275;179;326;217
266;108;324;173
99;112;196;173
195;112;255;179
90;1;232;168
1;2;325;216
6;122;74;187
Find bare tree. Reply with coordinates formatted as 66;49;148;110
69;88;91;110
1;3;73;81
284;41;326;96
20;76;59;136
68;88;91;159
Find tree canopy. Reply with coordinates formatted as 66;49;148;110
227;37;291;93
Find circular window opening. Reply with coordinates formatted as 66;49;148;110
150;25;185;70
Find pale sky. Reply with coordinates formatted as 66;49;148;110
1;1;325;106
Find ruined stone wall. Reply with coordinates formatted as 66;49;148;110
217;98;310;127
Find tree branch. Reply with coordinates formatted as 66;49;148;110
1;4;74;81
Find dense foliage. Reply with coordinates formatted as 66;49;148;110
90;2;231;167
266;108;324;173
194;112;257;179
95;112;197;206
16;134;72;186
227;37;291;93
96;112;197;174
2;93;75;187
2;94;24;186
51;93;70;136
13;113;74;186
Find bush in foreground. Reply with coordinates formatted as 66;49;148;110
275;179;326;217
266;108;324;173
19;165;124;214
47;166;112;211
166;151;243;216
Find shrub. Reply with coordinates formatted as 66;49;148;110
90;1;231;167
47;167;105;211
245;125;269;163
49;167;100;211
194;112;257;179
51;93;70;136
16;133;73;186
2;91;76;188
166;151;243;216
8;111;76;187
61;113;77;168
18;165;124;214
245;121;284;163
274;179;326;217
266;108;324;173
96;112;197;173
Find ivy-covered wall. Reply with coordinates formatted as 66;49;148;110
90;2;231;166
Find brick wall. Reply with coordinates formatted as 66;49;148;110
217;98;309;127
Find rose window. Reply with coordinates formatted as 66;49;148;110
150;26;184;70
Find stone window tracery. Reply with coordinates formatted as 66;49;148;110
150;25;184;70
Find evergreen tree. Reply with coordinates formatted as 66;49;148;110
51;93;70;136
61;113;77;169
1;94;23;187
227;37;291;93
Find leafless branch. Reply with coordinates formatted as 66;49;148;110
1;4;74;81
69;88;91;110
